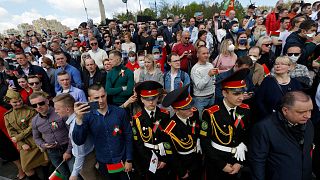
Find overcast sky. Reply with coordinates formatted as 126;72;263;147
0;0;317;33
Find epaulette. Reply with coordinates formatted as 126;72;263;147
164;120;176;134
239;103;250;109
160;108;169;114
3;109;13;116
133;111;142;119
205;105;220;114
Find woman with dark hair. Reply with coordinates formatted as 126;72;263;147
103;32;113;55
25;52;38;66
234;32;250;58
16;75;33;104
126;51;139;71
40;56;56;88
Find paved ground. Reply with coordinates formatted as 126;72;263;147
0;159;17;180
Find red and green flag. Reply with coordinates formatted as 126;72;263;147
224;0;235;17
106;162;125;173
49;171;64;180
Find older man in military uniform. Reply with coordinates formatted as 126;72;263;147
162;84;202;180
200;69;251;180
132;81;173;180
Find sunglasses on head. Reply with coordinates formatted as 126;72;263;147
90;42;98;46
29;82;40;85
287;53;300;56
31;101;46;108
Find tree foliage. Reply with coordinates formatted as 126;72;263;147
114;0;246;22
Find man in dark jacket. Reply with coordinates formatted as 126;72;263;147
15;53;53;96
249;91;314;180
82;57;106;95
283;19;320;67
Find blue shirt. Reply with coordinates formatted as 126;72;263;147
55;64;83;92
164;69;190;92
66;113;94;176
57;86;87;102
72;105;133;164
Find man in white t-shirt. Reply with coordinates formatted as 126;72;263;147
191;46;217;117
88;37;108;69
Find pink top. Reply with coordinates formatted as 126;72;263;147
212;53;237;73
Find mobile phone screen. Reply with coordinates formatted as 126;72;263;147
88;101;99;110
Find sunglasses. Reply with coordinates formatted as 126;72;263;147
263;43;272;47
31;101;46;108
90;42;98;46
287;53;300;56
184;37;190;40
115;42;121;44
29;82;40;85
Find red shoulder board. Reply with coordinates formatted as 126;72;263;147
205;105;220;114
133;111;142;119
239;103;250;109
164;120;176;134
160;108;169;114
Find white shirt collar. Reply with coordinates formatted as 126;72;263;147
223;99;237;115
176;114;188;126
144;108;156;118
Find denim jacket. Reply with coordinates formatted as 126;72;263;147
164;69;190;92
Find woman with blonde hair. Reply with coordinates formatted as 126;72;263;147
139;54;164;85
255;56;302;120
256;36;275;72
212;39;237;73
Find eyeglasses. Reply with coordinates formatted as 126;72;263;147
90;42;98;46
287;53;300;56
31;101;46;108
171;59;181;62
184;37;190;40
263;43;272;47
29;82;40;86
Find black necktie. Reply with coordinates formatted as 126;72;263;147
186;119;191;126
229;109;235;121
150;111;155;121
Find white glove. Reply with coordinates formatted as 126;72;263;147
122;86;127;91
158;143;166;156
234;142;247;161
196;138;202;154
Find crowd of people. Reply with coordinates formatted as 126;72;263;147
1;0;320;179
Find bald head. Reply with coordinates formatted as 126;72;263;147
85;58;97;73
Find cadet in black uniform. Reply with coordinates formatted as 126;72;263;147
200;69;251;180
162;84;202;180
132;81;173;180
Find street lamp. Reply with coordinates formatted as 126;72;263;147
122;0;129;20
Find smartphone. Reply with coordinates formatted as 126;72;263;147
88;101;99;110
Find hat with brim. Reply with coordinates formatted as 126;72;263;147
135;81;163;100
215;68;250;90
162;84;195;110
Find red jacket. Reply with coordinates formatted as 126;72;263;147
265;11;280;35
